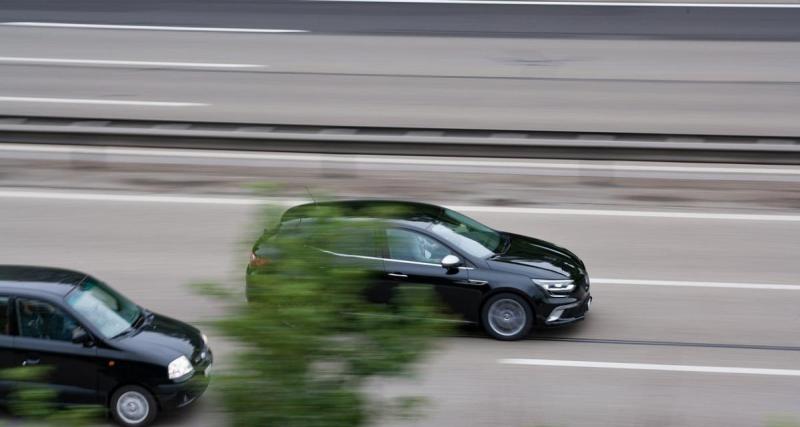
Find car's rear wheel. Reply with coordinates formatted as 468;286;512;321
482;293;533;341
111;385;158;427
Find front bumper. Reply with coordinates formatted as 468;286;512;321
155;373;209;411
542;294;591;326
155;350;213;411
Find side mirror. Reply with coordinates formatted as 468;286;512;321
72;328;94;347
441;254;462;269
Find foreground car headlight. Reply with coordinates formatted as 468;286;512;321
533;279;576;296
168;355;194;380
202;333;209;346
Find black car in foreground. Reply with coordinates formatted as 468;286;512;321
248;200;591;341
0;266;212;427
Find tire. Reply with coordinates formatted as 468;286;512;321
481;293;534;341
110;385;158;427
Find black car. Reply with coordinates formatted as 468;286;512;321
247;200;591;341
0;266;212;426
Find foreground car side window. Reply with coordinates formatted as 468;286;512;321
16;298;81;342
0;297;9;335
386;228;451;264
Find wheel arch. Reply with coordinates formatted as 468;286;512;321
478;287;536;324
107;381;162;411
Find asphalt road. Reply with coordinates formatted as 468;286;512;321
3;0;800;40
2;27;800;136
0;151;799;426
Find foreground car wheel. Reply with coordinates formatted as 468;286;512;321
482;293;533;341
111;385;158;427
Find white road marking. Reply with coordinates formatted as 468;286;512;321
450;205;800;222
0;189;799;222
0;97;205;107
1;22;308;33
0;144;796;176
0;56;264;69
499;359;800;377
593;278;800;291
0;190;261;205
312;0;800;8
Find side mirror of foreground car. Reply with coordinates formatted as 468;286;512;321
441;254;462;269
72;328;94;347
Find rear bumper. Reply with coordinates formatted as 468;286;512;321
542;294;591;326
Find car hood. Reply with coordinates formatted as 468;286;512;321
114;312;204;364
488;233;585;279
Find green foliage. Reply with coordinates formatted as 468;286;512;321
200;202;451;427
766;416;800;427
0;367;102;426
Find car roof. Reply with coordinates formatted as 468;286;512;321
0;265;87;297
282;199;446;228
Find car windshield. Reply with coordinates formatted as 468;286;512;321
65;278;141;339
431;209;504;258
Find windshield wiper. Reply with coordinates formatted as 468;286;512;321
110;310;146;339
493;234;511;257
110;326;135;340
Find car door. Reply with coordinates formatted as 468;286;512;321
382;227;483;319
12;297;101;405
0;296;15;399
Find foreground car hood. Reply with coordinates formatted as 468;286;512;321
115;313;203;364
489;233;585;279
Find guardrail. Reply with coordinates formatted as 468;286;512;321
1;116;799;164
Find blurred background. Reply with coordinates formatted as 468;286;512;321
0;0;799;425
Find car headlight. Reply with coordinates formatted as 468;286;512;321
532;279;576;296
168;355;194;380
201;333;208;346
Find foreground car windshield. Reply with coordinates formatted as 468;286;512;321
432;209;504;257
65;278;141;338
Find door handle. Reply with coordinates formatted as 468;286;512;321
387;273;408;278
22;358;40;366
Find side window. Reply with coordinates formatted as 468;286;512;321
314;224;377;258
0;297;9;335
16;298;81;342
386;228;451;264
332;226;376;257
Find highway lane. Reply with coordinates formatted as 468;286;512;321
3;196;799;343
3;0;800;40
2;28;800;135
0;188;799;426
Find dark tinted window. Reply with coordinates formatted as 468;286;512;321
387;228;451;264
278;218;378;258
320;224;377;257
16;298;81;342
0;297;9;335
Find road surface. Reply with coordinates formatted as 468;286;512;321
2;1;800;136
1;27;800;136
0;148;798;426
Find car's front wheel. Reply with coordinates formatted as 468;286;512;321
110;385;158;427
482;293;534;341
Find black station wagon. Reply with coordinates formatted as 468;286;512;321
0;266;212;426
247;200;592;341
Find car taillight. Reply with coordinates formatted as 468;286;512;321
249;252;270;268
